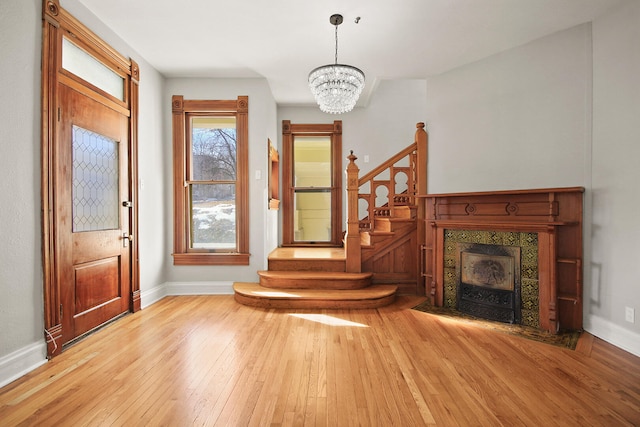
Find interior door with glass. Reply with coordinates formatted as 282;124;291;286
58;84;131;345
282;121;342;246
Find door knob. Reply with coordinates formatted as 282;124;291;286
122;232;133;247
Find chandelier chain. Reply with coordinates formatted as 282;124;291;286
334;25;338;65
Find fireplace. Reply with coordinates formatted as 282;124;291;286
456;243;521;324
422;187;584;333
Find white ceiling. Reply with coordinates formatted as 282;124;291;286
76;0;622;108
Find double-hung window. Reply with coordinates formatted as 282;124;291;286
172;96;249;265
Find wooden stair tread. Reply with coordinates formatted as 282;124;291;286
258;271;372;279
233;282;397;309
363;230;395;236
267;247;347;272
267;247;345;261
258;270;373;290
235;282;395;299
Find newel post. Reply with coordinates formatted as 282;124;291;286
345;151;362;273
415;122;428;196
415;122;429;294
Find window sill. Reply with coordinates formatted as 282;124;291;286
172;252;250;266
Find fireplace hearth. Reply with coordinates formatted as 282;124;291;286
457;243;521;324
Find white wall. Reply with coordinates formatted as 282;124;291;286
425;24;591;193
162;78;278;287
588;0;640;354
0;0;167;387
136;64;167;297
0;0;47;382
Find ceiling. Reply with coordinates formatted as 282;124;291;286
75;0;622;108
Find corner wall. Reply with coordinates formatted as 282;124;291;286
589;0;640;355
425;24;591;193
0;0;47;385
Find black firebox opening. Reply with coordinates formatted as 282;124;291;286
456;243;521;324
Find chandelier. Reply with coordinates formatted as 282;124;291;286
308;14;365;114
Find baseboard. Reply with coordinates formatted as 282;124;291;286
165;281;235;295
0;341;47;389
140;283;168;309
585;315;640;357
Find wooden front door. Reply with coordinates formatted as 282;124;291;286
57;84;131;345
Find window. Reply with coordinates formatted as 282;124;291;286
281;121;342;246
62;37;125;101
172;96;249;265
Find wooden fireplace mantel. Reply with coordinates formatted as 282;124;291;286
421;187;584;333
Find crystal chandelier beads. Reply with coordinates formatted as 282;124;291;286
308;64;365;114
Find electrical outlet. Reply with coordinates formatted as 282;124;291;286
625;306;635;323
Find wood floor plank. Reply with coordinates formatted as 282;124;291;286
0;295;639;426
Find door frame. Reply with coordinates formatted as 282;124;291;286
281;120;342;246
41;0;140;357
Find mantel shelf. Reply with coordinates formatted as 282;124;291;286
418;186;585;199
427;220;579;232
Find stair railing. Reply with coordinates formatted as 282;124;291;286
345;122;428;273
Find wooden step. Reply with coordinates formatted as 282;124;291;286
392;205;413;219
267;247;346;272
373;216;415;232
233;282;397;309
258;271;372;290
360;230;394;246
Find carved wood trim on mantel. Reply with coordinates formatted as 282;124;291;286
421;187;584;333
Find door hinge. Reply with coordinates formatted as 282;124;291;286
60;304;63;319
57;107;61;122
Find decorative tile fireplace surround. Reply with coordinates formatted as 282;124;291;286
422;188;584;333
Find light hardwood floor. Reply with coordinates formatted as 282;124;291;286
1;295;639;426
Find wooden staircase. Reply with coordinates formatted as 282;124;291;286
234;122;428;309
